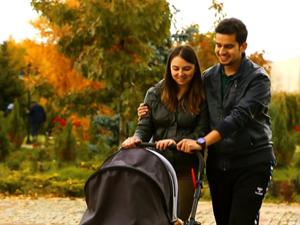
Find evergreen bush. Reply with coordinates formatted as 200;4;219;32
0;112;10;161
54;122;77;162
87;115;119;158
6;100;26;148
285;94;300;130
294;146;300;168
270;93;297;167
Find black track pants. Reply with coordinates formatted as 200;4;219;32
206;163;273;225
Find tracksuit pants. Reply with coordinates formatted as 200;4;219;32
206;163;273;225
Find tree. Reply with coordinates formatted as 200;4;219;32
172;1;270;73
13;38;106;120
31;0;172;140
0;42;25;111
0;112;10;161
172;24;217;71
6;100;26;148
249;51;271;75
209;0;227;28
170;0;224;71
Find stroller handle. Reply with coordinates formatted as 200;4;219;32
138;142;156;148
138;142;204;168
139;142;204;167
138;142;177;150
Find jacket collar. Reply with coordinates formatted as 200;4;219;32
216;53;249;80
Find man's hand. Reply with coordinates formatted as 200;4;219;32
174;218;183;225
177;138;201;153
137;103;149;120
156;139;176;150
121;136;141;148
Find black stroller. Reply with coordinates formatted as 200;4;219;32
79;144;205;225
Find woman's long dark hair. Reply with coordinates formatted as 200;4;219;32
161;45;205;115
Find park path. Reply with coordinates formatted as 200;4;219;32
0;196;300;225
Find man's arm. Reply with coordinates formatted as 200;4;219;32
178;72;271;153
216;73;271;139
137;103;149;120
177;130;222;152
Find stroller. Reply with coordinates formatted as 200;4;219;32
79;144;205;225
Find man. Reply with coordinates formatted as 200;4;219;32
177;18;276;225
139;18;275;225
29;101;47;142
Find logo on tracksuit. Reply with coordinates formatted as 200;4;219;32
254;187;264;196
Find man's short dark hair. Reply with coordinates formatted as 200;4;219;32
215;18;248;45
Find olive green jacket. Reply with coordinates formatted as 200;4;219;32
134;80;209;143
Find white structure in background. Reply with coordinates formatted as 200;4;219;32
270;56;300;93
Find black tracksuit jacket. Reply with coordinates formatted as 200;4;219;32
204;56;276;171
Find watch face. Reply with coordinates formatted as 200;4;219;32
197;137;206;149
197;138;205;145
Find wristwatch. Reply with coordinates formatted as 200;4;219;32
196;137;206;150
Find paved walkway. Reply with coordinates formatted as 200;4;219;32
196;201;300;225
0;197;300;225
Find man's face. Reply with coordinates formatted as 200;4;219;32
214;33;247;67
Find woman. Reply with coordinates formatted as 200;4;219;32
121;45;208;220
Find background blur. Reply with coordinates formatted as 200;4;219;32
0;0;299;202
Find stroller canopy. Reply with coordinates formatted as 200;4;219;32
80;147;178;225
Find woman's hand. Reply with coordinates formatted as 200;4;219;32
121;136;141;148
156;139;176;150
177;138;201;153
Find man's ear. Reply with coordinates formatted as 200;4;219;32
240;42;247;53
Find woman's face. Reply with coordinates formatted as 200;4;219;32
170;56;195;88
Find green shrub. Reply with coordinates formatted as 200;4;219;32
6;151;24;170
0;112;10;161
0;167;90;197
49;179;85;197
285;94;300;130
294;146;300;168
274;181;294;202
55;122;77;162
5;147;54;172
0;131;10;161
0;171;24;194
270;93;299;167
6;100;26;148
293;174;300;194
90;115;119;146
56;166;93;180
267;166;300;202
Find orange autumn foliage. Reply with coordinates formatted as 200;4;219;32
31;17;72;44
30;0;80;43
20;40;103;96
66;0;80;9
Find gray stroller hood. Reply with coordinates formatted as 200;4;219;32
80;147;178;225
